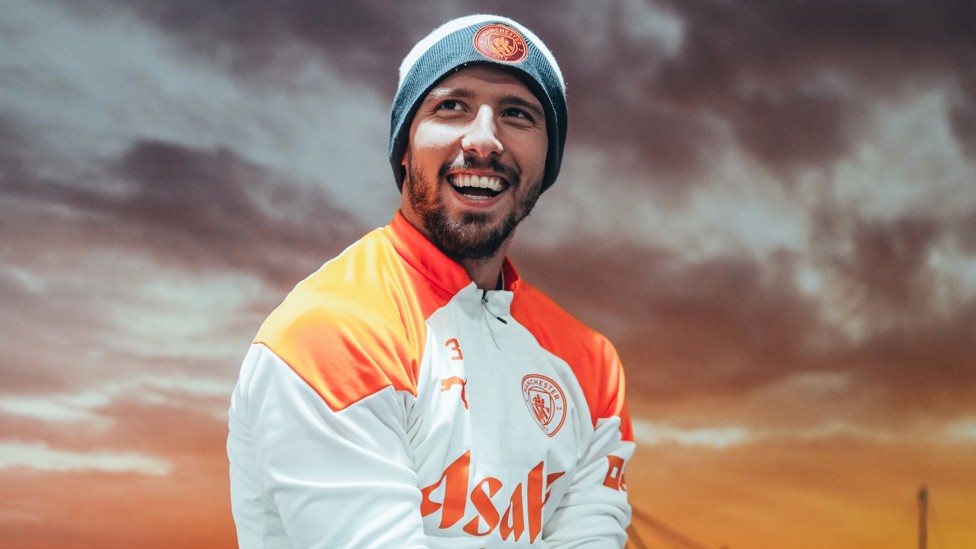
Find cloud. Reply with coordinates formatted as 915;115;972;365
44;0;975;196
3;2;976;546
0;396;111;426
946;419;976;442
7;1;973;424
632;419;908;449
516;217;976;425
950;98;976;158
653;0;976;170
634;421;753;448
5;0;396;218
0;441;171;475
814;213;942;322
3;136;364;288
0;374;232;424
516;238;837;398
105;140;362;286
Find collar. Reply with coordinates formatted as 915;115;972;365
387;211;522;294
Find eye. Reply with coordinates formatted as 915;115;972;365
502;107;532;121
435;99;464;112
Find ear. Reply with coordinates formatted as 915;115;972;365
398;151;409;190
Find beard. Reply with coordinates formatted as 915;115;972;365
405;158;542;262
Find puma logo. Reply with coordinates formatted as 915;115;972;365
440;376;468;410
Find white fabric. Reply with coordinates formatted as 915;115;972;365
396;14;566;95
229;285;633;547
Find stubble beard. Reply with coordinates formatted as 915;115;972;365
405;160;542;262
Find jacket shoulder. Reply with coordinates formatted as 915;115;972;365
254;229;430;411
511;282;628;428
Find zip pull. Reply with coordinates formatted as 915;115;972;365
481;291;508;324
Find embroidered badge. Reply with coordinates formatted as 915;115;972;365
473;23;528;63
521;374;567;437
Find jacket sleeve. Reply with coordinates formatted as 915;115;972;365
542;341;635;548
228;343;429;549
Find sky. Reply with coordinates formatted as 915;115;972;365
2;0;975;547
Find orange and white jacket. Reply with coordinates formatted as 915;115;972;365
228;212;634;548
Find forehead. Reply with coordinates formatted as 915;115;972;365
426;65;539;101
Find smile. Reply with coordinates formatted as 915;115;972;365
448;174;508;199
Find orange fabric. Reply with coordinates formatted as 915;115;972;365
254;210;631;441
254;213;468;412
510;283;634;442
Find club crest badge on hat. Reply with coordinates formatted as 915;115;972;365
473;23;528;63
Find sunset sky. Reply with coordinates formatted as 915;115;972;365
2;1;975;547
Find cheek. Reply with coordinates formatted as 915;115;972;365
518;133;549;177
412;123;460;153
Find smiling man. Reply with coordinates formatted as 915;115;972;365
401;64;548;287
228;14;634;548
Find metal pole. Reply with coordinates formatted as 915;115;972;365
918;486;928;549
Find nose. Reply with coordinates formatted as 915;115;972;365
461;105;503;157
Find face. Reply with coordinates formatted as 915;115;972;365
400;65;548;262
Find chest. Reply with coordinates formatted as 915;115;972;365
406;293;592;491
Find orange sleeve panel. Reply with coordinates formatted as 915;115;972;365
254;227;452;412
510;283;634;443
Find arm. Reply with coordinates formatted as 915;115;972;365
543;342;634;548
228;344;429;549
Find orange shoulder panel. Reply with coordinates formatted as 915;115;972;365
254;227;451;412
510;283;633;442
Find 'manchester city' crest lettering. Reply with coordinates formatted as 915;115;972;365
521;374;567;437
420;451;564;543
473;23;528;63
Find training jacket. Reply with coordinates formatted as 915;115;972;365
228;212;634;548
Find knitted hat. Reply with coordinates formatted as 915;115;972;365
389;14;567;192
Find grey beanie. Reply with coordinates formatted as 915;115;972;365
389;14;568;192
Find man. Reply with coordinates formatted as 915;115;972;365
228;14;634;548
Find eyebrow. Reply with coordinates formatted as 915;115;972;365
423;87;546;121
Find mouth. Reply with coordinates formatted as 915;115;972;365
448;173;509;200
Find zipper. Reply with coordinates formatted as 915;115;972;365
481;290;508;324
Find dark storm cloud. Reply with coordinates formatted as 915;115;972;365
811;209;968;327
841;300;976;419
78;0;976;190
106;0;715;181
805;207;976;414
110;141;366;287
958;210;976;253
84;0;428;89
654;0;976;169
950;99;976;159
3;137;364;290
518;213;976;415
11;0;973;411
516;241;838;401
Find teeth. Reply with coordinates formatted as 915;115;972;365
453;174;503;192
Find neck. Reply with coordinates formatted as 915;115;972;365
459;254;506;291
460;231;514;291
396;208;514;291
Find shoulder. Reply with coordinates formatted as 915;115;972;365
258;228;401;345
511;282;626;420
253;228;428;411
511;281;620;364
